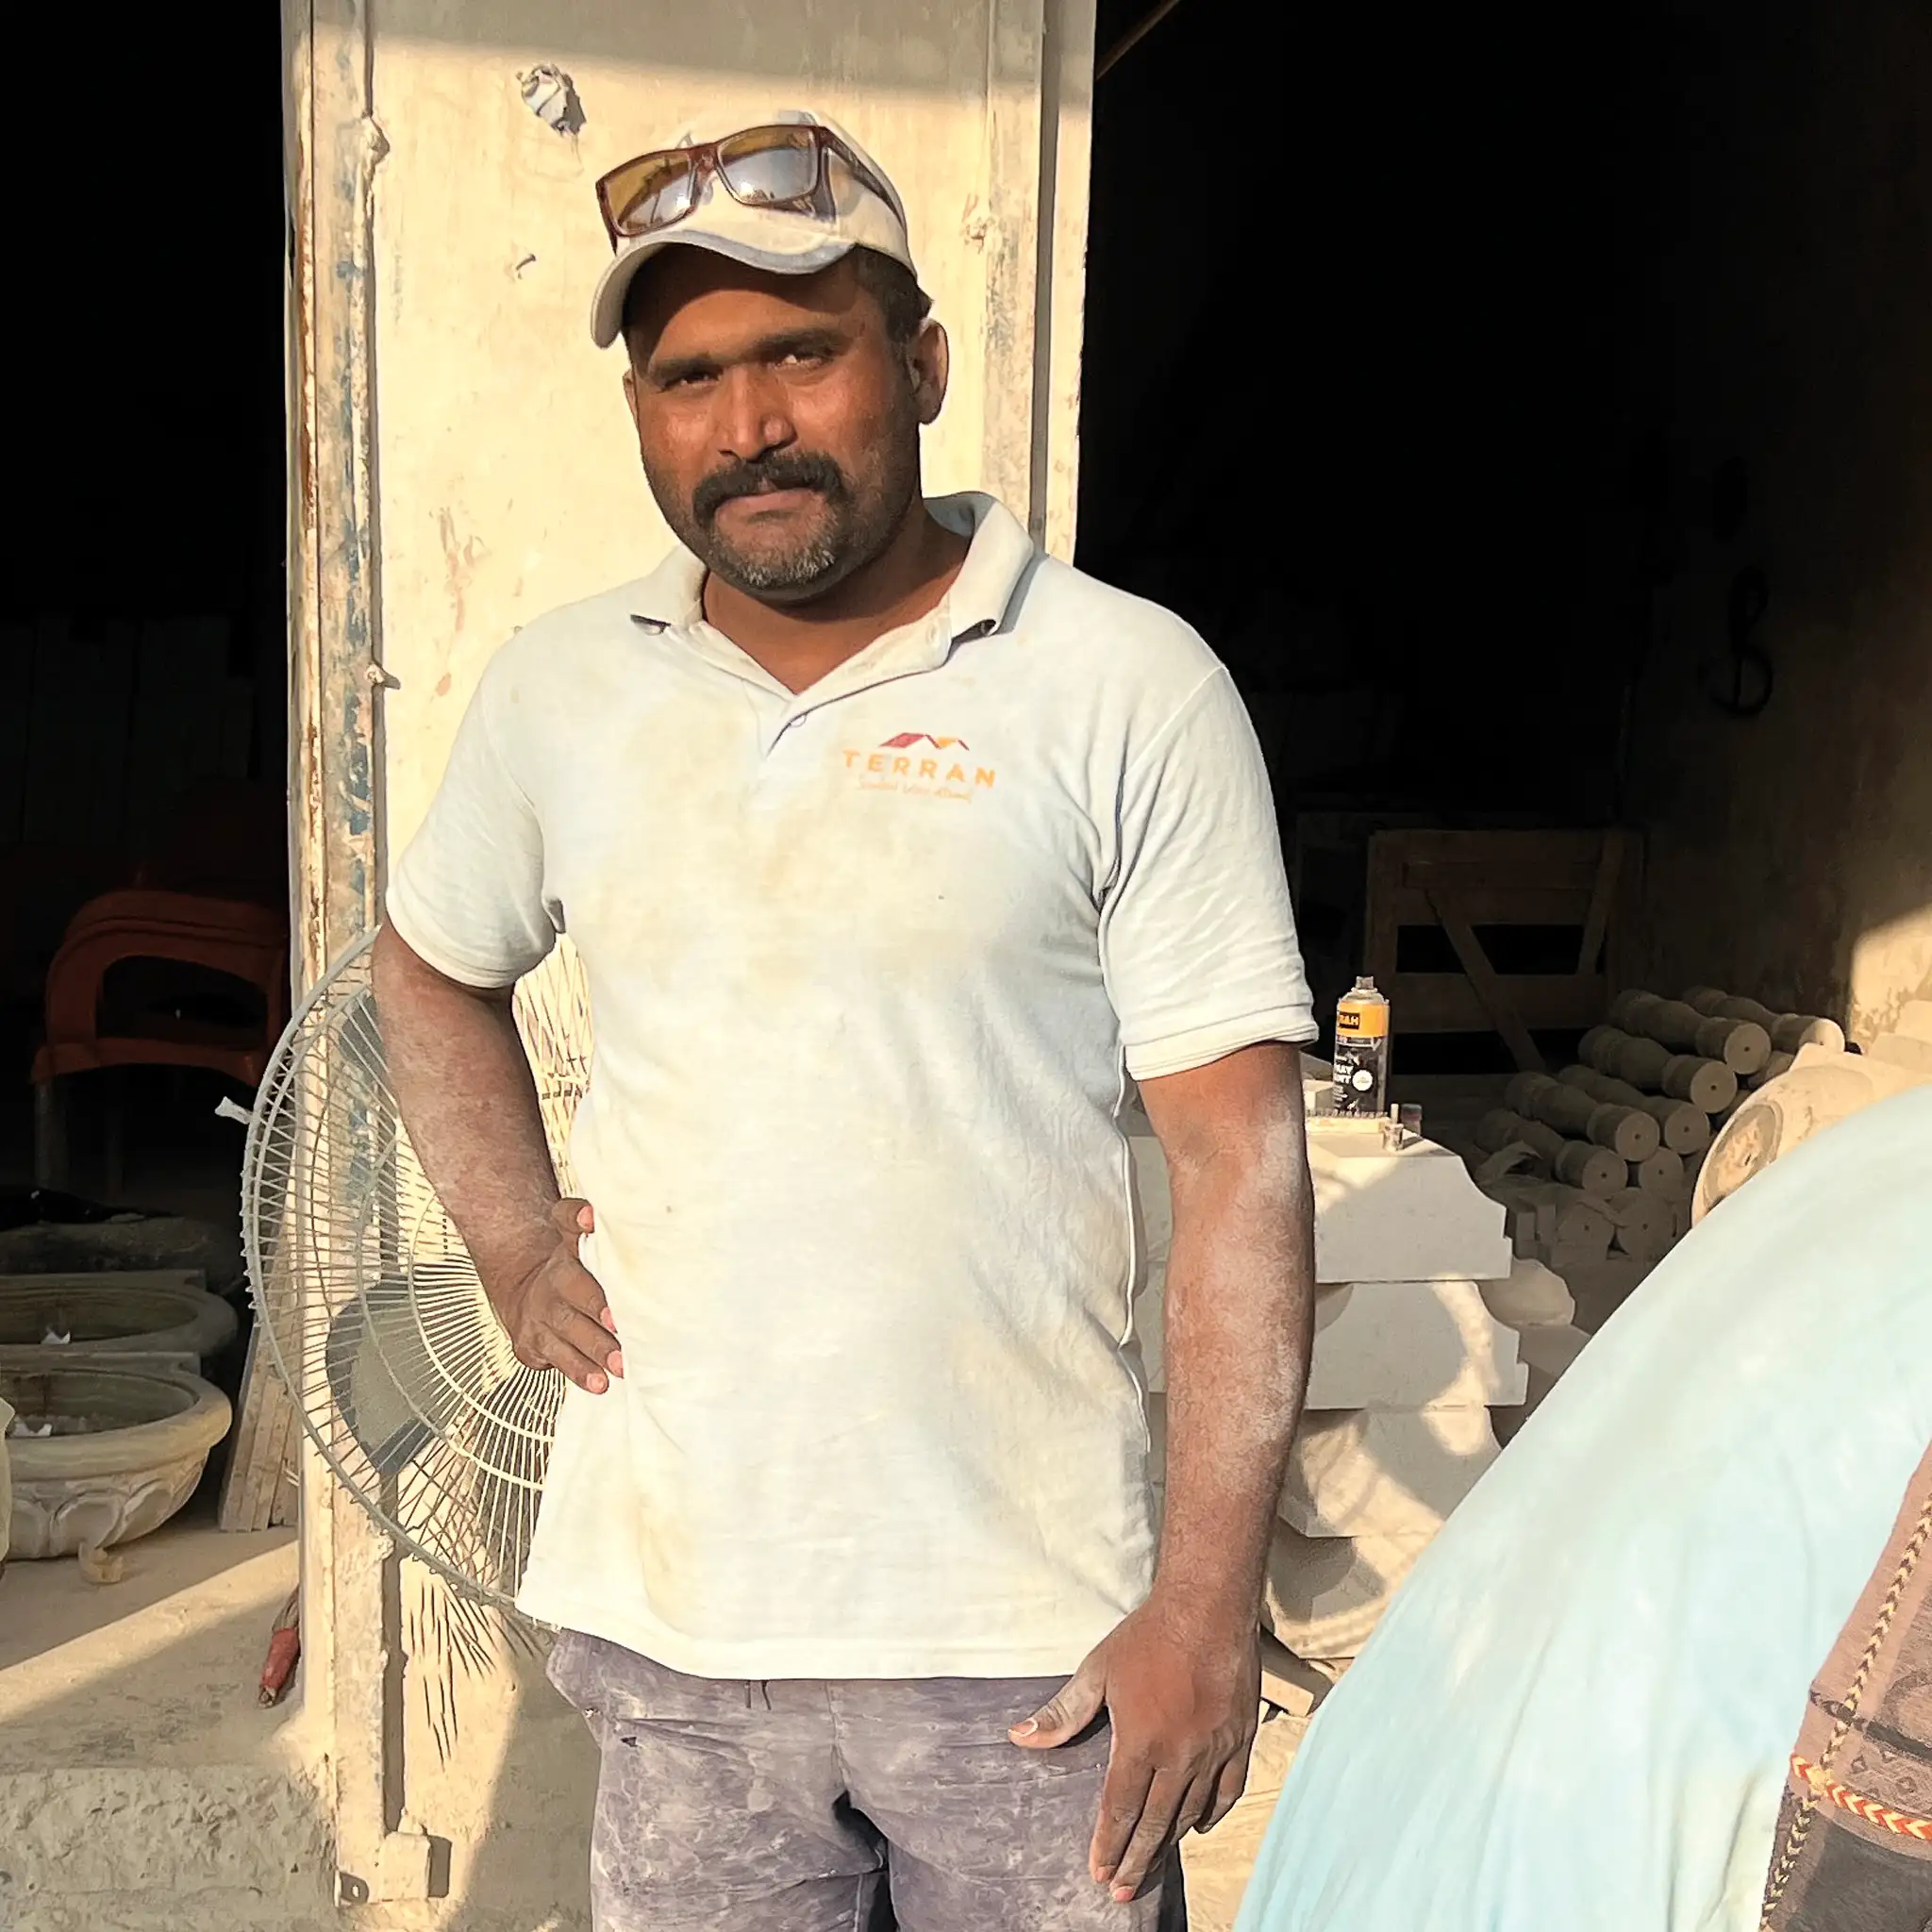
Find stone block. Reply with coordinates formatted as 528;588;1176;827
1307;1279;1527;1410
1135;1112;1513;1289
1307;1124;1513;1284
1280;1404;1498;1539
1129;1119;1513;1390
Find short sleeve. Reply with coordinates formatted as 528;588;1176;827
1101;669;1318;1078
384;670;558;989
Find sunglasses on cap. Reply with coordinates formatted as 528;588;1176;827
595;124;902;248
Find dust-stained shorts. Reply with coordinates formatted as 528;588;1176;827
548;1629;1189;1931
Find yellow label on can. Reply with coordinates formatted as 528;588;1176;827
1336;1002;1391;1040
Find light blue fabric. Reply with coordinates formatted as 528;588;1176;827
1239;1082;1932;1932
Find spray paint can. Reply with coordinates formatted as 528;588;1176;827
1331;975;1391;1116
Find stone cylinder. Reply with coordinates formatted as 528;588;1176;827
1551;1140;1626;1198
1771;1012;1846;1055
1606;1187;1673;1261
1633;1146;1687;1197
1659;1053;1737;1113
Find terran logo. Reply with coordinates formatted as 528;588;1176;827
844;733;995;794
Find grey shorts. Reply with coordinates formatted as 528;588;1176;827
548;1629;1189;1932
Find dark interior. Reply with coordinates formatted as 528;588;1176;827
1081;0;1647;813
0;7;288;1215
1078;0;1883;1067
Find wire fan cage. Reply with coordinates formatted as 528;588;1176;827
243;930;591;1607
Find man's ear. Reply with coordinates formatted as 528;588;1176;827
622;363;641;432
909;318;949;427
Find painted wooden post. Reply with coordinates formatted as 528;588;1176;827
284;0;422;1905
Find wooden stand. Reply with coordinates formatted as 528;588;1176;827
218;1321;299;1531
1363;828;1641;1074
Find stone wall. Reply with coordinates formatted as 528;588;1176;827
1626;0;1932;1039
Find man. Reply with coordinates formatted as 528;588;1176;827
1236;1081;1932;1932
375;109;1318;1930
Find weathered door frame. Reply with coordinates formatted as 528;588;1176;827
284;0;425;1904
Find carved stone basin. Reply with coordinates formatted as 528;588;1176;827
0;1274;237;1358
1;1363;232;1558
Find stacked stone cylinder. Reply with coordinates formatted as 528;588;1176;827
1475;986;1845;1266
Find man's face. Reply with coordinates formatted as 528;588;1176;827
622;250;946;603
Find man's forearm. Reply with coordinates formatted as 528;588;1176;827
1152;1064;1315;1629
372;925;563;1292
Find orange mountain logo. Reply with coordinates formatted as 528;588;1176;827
843;733;995;797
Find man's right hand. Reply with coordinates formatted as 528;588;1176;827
489;1198;624;1393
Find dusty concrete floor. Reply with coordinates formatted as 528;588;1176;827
0;1506;334;1932
0;1502;296;1772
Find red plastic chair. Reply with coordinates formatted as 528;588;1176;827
30;782;289;1186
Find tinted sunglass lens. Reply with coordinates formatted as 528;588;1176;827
610;155;697;233
718;130;820;206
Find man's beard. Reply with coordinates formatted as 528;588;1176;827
687;450;855;593
650;433;917;602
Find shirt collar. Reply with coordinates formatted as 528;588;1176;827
626;491;1037;652
927;491;1039;644
627;544;707;634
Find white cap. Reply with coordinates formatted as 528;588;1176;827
589;109;916;349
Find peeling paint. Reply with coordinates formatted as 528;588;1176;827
518;63;585;137
436;508;483;640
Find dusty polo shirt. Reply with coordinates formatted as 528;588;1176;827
386;491;1317;1678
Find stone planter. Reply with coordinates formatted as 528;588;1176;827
0;1273;237;1359
1;1363;232;1558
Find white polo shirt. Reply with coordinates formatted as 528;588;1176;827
387;492;1316;1679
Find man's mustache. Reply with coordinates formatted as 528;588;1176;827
691;452;849;525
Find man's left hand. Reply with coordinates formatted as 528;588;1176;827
1009;1592;1261;1902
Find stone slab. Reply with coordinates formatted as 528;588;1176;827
1307;1125;1513;1285
1307;1279;1527;1410
1129;1120;1514;1391
1128;1116;1513;1290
